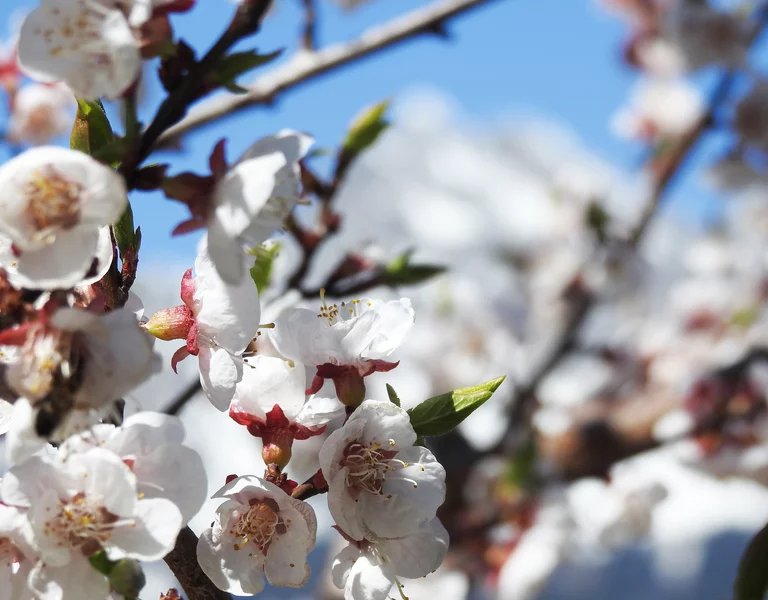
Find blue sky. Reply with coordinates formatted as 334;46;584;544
0;0;723;264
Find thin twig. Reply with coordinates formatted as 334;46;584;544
157;0;501;145
122;0;273;187
164;378;202;416
300;0;318;50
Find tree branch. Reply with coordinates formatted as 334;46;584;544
157;0;501;146
164;526;230;600
122;0;273;187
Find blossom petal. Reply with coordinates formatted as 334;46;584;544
194;235;261;352
264;504;315;587
233;356;306;422
133;444;207;525
364;446;446;538
356;401;417;449
28;554;110;600
0;227;100;290
318;418;366;485
111;411;186;452
294;395;344;428
206;217;248;284
69;448;138;517
198;346;243;411
380;518;449;579
18;2;141;100
270;307;337;366
344;551;395;600
212;152;287;238
28;488;72;567
238;130;315;166
106;498;182;561
331;544;360;590
338;310;381;360
73;307;161;407
327;469;366;541
362;299;415;358
0;399;13;435
1;453;62;508
79;226;114;286
197;526;266;596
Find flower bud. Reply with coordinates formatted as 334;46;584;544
144;305;193;341
109;559;146;598
261;430;294;470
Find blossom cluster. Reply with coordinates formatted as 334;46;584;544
0;3;496;599
5;0;767;599
147;246;450;597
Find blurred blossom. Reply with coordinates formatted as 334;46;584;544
706;151;768;192
611;78;704;140
7;83;74;146
661;1;751;71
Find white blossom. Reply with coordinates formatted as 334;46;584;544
0;147;127;290
61;412;207;524
0;226;113;291
331;519;449;600
1;306;158;460
319;400;446;541
145;235;261;410
207;130;314;283
270;297;414;402
661;2;751;71
8;83;75;146
196;475;317;596
18;0;141;100
230;354;343;436
1;448;182;600
611;78;703;140
9;306;158;408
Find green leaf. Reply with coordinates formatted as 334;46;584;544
71;99;115;156
91;137;129;166
407;377;506;438
732;306;759;330
71;100;139;257
89;550;115;576
249;242;281;293
584;201;609;243
502;438;537;490
213;49;283;93
342;101;390;155
386;384;401;407
113;204;139;257
306;147;331;160
384;250;445;287
735;520;768;600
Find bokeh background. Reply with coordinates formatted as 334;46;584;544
3;1;768;599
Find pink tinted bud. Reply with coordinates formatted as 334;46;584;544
144;305;194;341
261;434;293;470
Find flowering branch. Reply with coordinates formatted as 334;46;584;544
157;0;500;145
121;0;273;188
